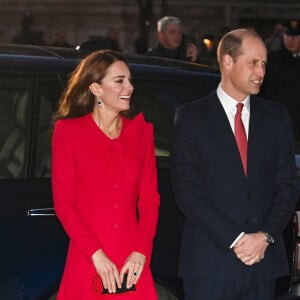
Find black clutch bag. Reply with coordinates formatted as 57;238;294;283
93;273;136;294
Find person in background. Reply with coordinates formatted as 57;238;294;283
146;16;198;63
264;22;286;53
260;19;300;141
78;28;122;52
52;30;73;48
187;20;215;65
171;28;299;300
52;50;160;299
11;12;46;45
106;28;122;52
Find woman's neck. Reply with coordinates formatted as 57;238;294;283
92;109;122;139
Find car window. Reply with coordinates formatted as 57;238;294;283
0;74;34;179
130;78;194;157
34;76;65;178
179;70;220;99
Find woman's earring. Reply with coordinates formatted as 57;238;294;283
97;97;102;108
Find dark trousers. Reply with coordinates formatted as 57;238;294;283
183;277;275;300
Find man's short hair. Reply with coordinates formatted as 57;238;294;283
157;16;182;32
217;28;262;65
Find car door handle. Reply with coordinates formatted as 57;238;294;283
27;208;56;216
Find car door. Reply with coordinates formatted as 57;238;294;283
0;72;68;299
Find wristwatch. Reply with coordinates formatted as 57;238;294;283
261;231;275;245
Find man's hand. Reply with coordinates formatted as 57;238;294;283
233;232;268;265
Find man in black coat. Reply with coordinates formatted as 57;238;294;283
172;28;300;300
260;19;300;141
145;16;199;63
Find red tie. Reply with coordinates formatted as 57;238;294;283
234;103;248;175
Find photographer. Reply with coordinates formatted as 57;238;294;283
145;16;198;63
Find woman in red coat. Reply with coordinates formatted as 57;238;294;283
52;50;160;299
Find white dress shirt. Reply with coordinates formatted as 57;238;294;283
217;84;250;138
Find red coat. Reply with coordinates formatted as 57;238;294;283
52;113;160;299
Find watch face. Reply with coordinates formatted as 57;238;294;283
265;233;275;244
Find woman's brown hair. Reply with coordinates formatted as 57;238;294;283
55;49;129;120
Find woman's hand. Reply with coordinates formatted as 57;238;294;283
92;249;121;293
120;251;146;289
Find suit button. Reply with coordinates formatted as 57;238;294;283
113;203;119;209
113;223;119;229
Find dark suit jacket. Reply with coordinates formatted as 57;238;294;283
171;91;300;281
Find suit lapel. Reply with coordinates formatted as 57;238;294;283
247;96;263;179
207;94;246;176
206;94;264;180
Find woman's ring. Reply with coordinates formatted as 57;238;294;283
133;271;138;276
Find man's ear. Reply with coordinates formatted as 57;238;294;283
89;82;102;97
222;54;233;72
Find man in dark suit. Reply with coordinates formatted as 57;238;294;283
171;28;300;300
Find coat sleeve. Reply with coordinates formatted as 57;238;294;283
51;120;101;259
262;106;300;239
134;123;160;262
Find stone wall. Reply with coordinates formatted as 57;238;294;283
0;0;299;53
